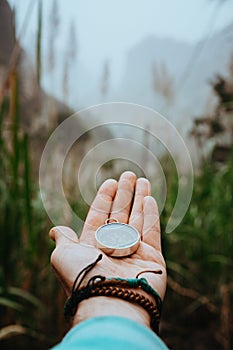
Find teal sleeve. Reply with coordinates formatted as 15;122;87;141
52;316;168;350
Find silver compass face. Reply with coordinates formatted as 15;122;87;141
95;222;140;257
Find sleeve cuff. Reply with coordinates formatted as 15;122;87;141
52;316;168;350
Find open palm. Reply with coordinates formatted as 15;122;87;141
50;171;167;305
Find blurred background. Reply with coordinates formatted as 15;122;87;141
0;0;232;348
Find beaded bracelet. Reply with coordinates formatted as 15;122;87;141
64;254;163;334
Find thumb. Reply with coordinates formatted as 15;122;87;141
49;226;79;246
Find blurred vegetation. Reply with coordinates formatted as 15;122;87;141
0;66;232;349
0;2;232;350
0;71;65;349
160;63;233;350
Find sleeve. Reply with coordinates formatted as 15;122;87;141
51;316;169;350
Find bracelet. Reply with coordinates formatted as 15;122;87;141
64;254;163;334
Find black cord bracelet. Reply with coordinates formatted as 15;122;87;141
64;254;163;334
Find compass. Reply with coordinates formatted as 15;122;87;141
95;218;140;257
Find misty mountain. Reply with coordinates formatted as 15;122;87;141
56;22;233;140
115;23;233;128
38;20;233;152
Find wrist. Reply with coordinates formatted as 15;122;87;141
72;295;151;329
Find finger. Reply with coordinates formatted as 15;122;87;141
49;226;79;247
110;171;137;223
129;177;151;233
142;196;161;250
80;178;118;244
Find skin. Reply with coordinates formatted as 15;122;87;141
50;171;167;330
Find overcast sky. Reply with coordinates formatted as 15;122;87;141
9;1;233;59
8;0;233;91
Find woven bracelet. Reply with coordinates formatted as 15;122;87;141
64;254;163;334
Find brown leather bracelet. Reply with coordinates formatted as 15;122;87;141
64;254;162;334
64;277;161;334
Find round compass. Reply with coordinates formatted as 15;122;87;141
95;218;140;257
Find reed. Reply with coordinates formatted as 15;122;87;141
0;71;53;347
159;151;233;349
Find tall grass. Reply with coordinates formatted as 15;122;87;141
160;152;233;350
0;72;56;347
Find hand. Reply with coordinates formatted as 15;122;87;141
50;171;167;329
